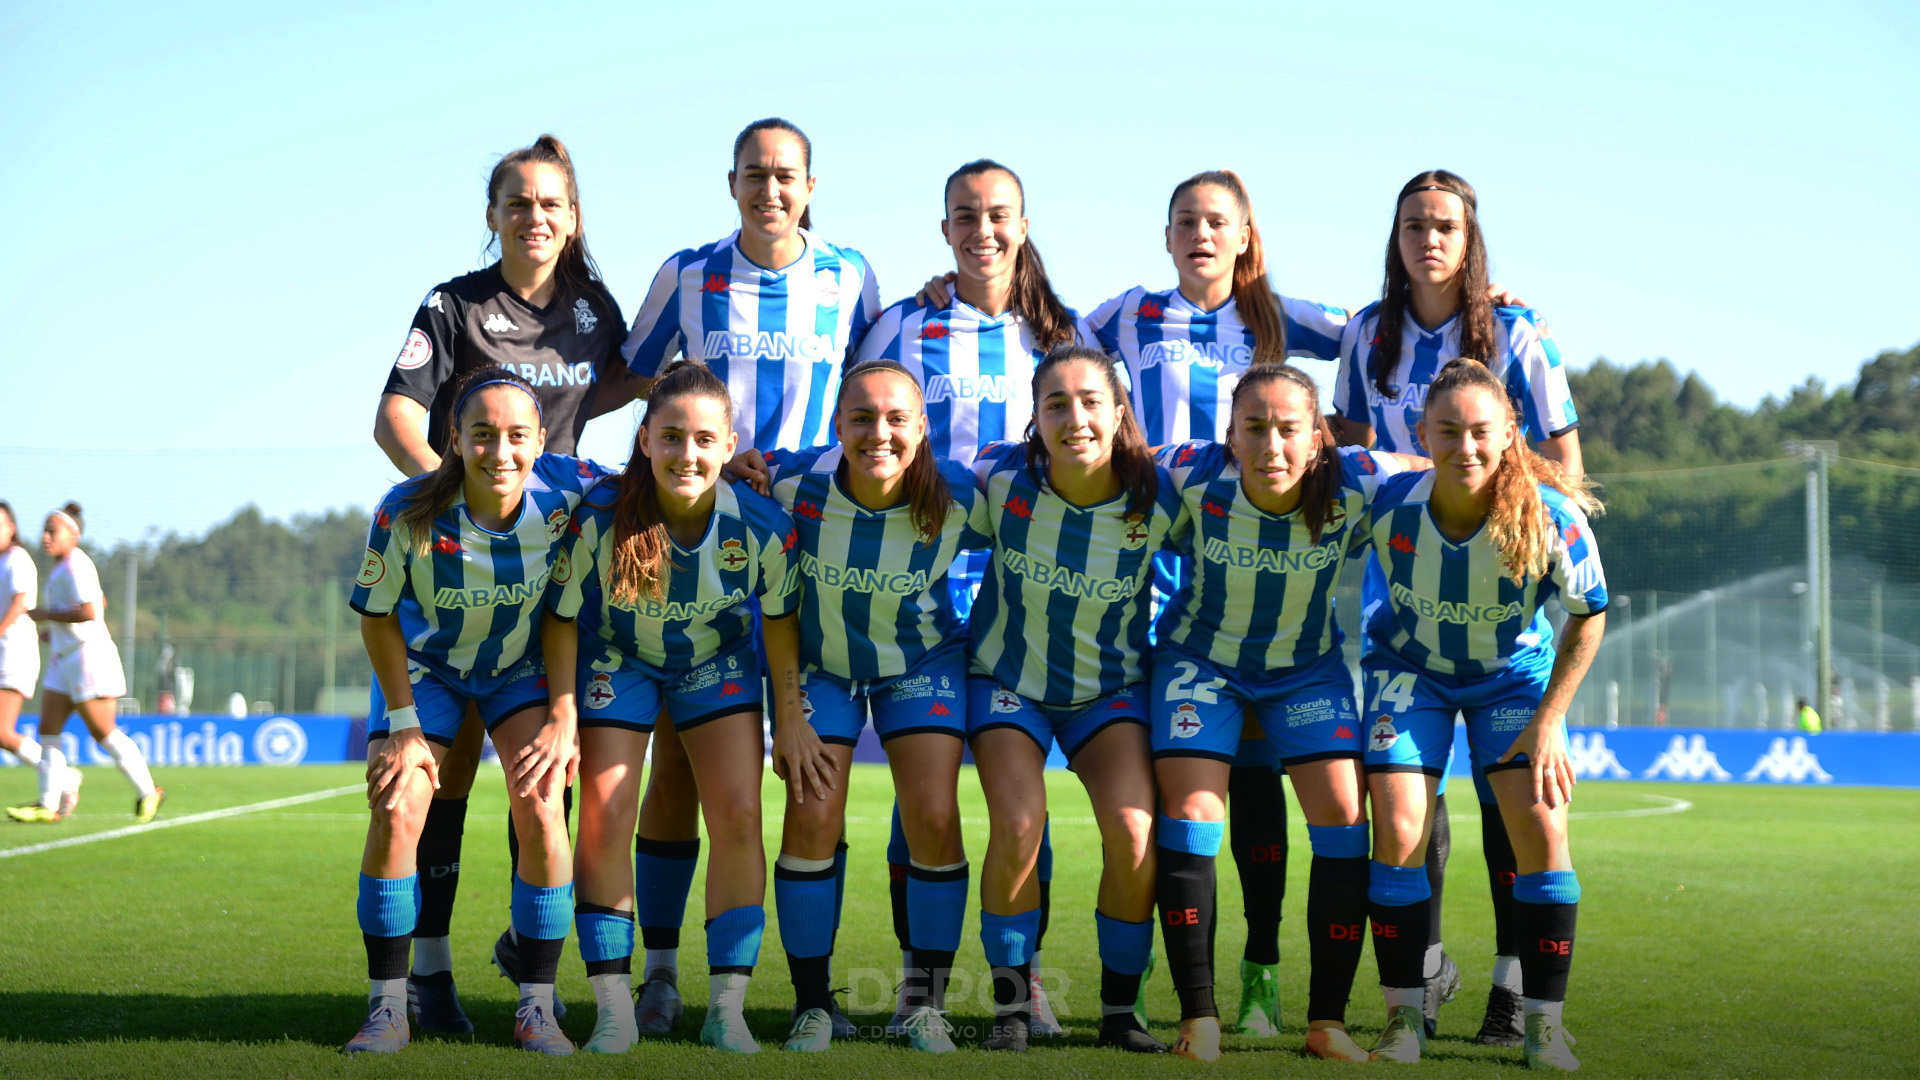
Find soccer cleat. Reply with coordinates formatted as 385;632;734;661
490;930;567;1019
342;1001;410;1054
406;970;474;1035
884;992;915;1038
1369;1004;1428;1064
1236;958;1281;1036
828;990;857;1039
1030;968;1065;1036
1422;950;1460;1039
982;1012;1029;1052
701;1007;762;1054
6;803;61;824
512;998;575;1055
1096;1011;1169;1053
1524;1013;1580;1071
1304;1025;1372;1061
782;1006;834;1052
133;787;166;824
1474;984;1526;1047
633;972;684;1035
58;768;83;818
900;1004;956;1053
584;996;639;1054
1172;1016;1221;1062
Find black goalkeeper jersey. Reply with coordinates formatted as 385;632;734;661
383;263;624;455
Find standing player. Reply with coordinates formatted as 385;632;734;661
0;501;53;797
852;158;1077;1034
345;368;602;1056
1356;359;1604;1071
1150;364;1424;1062
764;361;992;1054
552;360;807;1055
967;347;1189;1054
1333;169;1582;1045
7;503;162;826
370;134;632;1035
618;118;878;1035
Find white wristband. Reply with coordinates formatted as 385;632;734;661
385;704;421;733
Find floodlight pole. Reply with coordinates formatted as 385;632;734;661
1789;441;1836;719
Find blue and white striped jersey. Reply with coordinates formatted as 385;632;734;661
854;296;1074;463
1078;287;1348;444
767;446;994;682
1333;304;1578;454
1158;442;1405;672
621;229;880;454
1360;471;1607;678
549;476;801;669
968;441;1190;705
350;454;610;682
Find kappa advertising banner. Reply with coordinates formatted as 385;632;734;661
1455;725;1920;788
1;715;358;768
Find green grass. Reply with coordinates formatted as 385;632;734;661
1;763;1915;1078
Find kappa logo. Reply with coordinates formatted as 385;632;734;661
919;322;951;341
395;329;433;370
1175;444;1198;466
1369;716;1398;751
482;312;520;333
544;508;568;541
783;529;798;554
1643;735;1731;781
1742;737;1833;783
1355;453;1377;474
1122;513;1149;549
721;680;743;697
433;534;463;556
1389;532;1418;555
718;539;748;571
1137;298;1164;319
1334;724;1354;740
573;298;598;334
701;273;729;294
990;688;1022;714
586;673;616;709
1169;703;1202;739
927;702;953;717
794;501;824;521
1563;522;1582;547
375;509;392;530
1202;500;1229;519
1003;495;1033;519
1567;732;1630;779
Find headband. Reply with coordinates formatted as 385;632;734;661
453;377;543;426
1406;184;1475;210
48;509;79;534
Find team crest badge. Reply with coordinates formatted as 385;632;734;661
1170;703;1202;739
1369;716;1399;752
814;267;842;304
545;508;568;541
1121;513;1149;549
586;673;616;710
719;538;749;571
800;688;814;719
573;298;598;334
990;688;1022;715
1323;502;1347;533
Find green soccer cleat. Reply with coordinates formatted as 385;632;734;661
783;1006;834;1052
701;1008;761;1054
342;1001;410;1054
900;1004;956;1053
512;998;574;1055
133;787;166;824
1369;1004;1428;1064
1236;958;1281;1036
1133;946;1157;1027
6;803;62;824
1524;1012;1581;1071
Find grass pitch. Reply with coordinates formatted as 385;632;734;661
0;762;1914;1078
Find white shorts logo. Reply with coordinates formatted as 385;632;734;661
586;673;616;710
1169;703;1202;739
395;329;432;370
253;717;308;766
990;688;1022;715
1369;716;1399;752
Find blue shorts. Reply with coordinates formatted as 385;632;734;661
1151;645;1362;767
1360;648;1560;779
576;633;764;734
368;653;548;745
966;678;1148;761
801;640;967;745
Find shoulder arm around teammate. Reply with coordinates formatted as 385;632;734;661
375;284;465;475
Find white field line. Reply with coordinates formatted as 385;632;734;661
0;784;361;860
1445;793;1694;821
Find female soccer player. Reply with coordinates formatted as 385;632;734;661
369;133;631;1034
764;361;992;1054
967;346;1188;1054
1152;363;1424;1062
1333;169;1582;1045
552;360;808;1056
344;367;604;1056
1357;359;1604;1071
6;503;161;826
0;501;51;794
617;118;878;1034
853;158;1078;1033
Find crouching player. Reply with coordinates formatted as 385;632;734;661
1357;359;1605;1070
345;368;603;1055
553;360;807;1055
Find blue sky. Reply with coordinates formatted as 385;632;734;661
3;0;1915;545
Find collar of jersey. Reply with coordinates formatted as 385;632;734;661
947;294;1014;329
1406;309;1460;340
449;486;529;539
484;261;561;316
726;227;815;277
1220;462;1306;523
1166;286;1234;320
1421;498;1487;551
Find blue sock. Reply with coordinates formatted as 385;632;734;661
356;873;418;938
1307;823;1371;859
979;908;1042;967
1158;815;1225;856
706;905;765;971
887;803;909;865
1095;910;1154;976
774;855;838;959
576;909;635;965
511;876;573;941
1368;861;1432;907
906;861;969;952
1514;869;1582;905
635;837;699;948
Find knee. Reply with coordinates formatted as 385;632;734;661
784;802;841;855
1101;805;1154;850
704;791;761;847
988;808;1043;859
903;798;960;848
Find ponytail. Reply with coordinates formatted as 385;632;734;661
1228;363;1342;543
607;360;734;603
395;367;541;557
1170;170;1286;361
1024;347;1158;518
838;361;951;542
1427;360;1599;584
486;134;612;310
944;159;1075;350
1374;170;1496;399
733;117;815;231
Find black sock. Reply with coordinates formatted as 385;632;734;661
364;932;410;981
909;948;957;1009
1229;765;1286;966
415;797;467;940
1036;880;1051;951
1157;846;1219;1019
517;934;565;986
1516;901;1577;1001
1483;806;1519;957
1102;965;1146;1014
889;862;911;954
789;953;833;1013
1371;898;1432;990
991;961;1032;1021
1306;854;1369;1023
1426;793;1449;954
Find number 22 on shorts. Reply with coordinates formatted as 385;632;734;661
1165;660;1227;704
